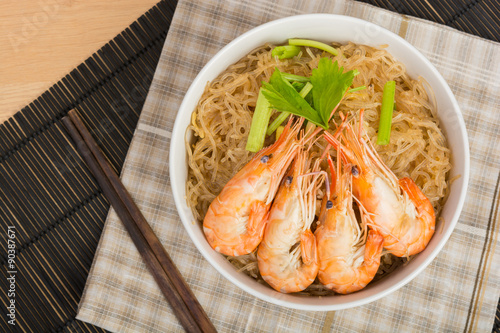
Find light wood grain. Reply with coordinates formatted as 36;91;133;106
0;0;159;124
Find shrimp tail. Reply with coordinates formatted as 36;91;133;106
399;178;435;227
396;177;436;256
332;230;384;295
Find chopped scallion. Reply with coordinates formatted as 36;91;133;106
291;81;305;92
288;38;338;56
376;80;396;145
281;72;310;83
275;126;285;141
245;90;273;152
298;82;313;98
271;45;301;59
349;85;366;93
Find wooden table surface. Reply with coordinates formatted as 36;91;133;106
0;0;159;124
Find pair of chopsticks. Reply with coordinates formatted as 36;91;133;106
62;110;217;333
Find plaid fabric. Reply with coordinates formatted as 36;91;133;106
76;0;500;331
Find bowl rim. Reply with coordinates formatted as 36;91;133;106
169;13;470;311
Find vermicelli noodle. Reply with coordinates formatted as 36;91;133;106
185;42;451;294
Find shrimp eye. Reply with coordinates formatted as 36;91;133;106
285;176;293;185
260;155;270;163
351;165;359;177
326;200;333;209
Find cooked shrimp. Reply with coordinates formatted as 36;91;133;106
323;111;435;257
203;118;303;256
315;154;384;294
257;149;323;293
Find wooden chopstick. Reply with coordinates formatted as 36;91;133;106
62;110;217;333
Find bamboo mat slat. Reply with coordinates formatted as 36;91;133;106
0;1;177;332
0;0;498;332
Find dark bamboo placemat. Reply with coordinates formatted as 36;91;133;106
0;1;177;331
359;0;500;42
0;0;498;332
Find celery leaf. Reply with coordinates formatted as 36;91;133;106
310;58;354;125
261;69;325;128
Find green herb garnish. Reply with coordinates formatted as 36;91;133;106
288;38;338;56
245;90;273;152
261;70;323;127
281;72;310;83
261;58;354;130
271;45;302;59
245;57;355;152
310;58;355;126
376;80;396;145
266;82;313;136
275;125;285;141
349;85;366;93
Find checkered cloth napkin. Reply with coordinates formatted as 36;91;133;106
77;0;500;331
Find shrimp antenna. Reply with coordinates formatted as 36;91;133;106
345;111;399;188
298;153;325;232
358;108;364;141
335;139;344;202
320;143;330;160
298;157;328;193
300;124;324;148
333;111;352;139
319;110;352;158
327;155;336;200
352;194;370;244
338;110;359;131
305;127;324;151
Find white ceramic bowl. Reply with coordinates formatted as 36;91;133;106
169;14;469;311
